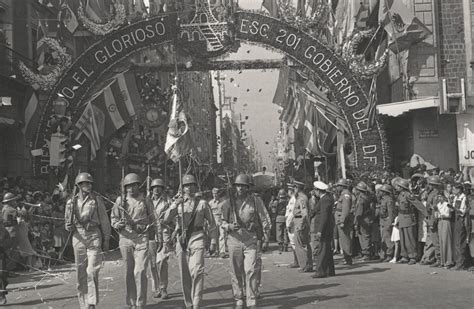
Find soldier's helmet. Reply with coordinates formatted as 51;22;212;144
2;192;20;204
151;178;165;188
234;174;250;186
355;181;368;192
75;172;94;185
123;173;141;187
380;184;393;195
182;175;197;186
278;188;287;198
391;176;403;188
336;178;351;188
427;175;442;186
398;179;410;190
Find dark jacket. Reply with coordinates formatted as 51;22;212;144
311;193;335;241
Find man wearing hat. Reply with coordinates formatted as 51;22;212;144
377;184;396;262
292;180;313;272
111;173;156;309
274;188;290;252
354;182;372;260
420;176;442;266
65;173;111;309
310;181;336;278
147;178;171;299
208;187;227;257
164;174;217;309
221;174;269;309
334;179;354;265
396;179;418;265
0;193;16;305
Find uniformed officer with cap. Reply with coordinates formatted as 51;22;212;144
311;181;336;278
292;180;313;272
147;178;171;299
396;179;418;265
421;175;442;266
111;173;156;309
334;179;354;265
354;181;372;260
65;172;111;309
164;174;217;309
377;184;396;262
221;174;269;309
208;187;227;257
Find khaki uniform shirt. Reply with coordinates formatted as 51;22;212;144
150;194;172;243
335;189;353;226
208;198;223;225
111;193;155;239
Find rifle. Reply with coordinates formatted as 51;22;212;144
225;170;240;229
120;167;127;227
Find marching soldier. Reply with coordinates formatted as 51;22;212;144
163;175;217;309
111;173;155;309
292;180;313;272
334;179;354;265
396;179;418;265
421;176;442;266
378;184;396;262
274;189;290;252
147;178;171;299
64;173;111;309
354;182;372;261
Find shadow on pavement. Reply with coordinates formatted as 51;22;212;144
262;283;339;297
203;284;232;294
335;267;390;277
4;295;77;307
12;282;64;292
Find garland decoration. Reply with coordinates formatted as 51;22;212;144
342;28;389;80
19;38;71;91
77;0;126;36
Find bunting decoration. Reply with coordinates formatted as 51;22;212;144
78;0;126;36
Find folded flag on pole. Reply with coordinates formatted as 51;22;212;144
75;102;101;160
36;21;46;70
22;92;40;147
164;88;192;162
379;0;431;53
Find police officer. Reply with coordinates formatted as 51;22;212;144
208;187;227;257
111;173;155;309
354;182;372;261
421;175;442;266
274;189;289;252
64;173;111;309
378;184;396;262
164;175;217;309
334;179;354;265
221;174;269;309
396;179;417;265
147;178;171;299
292;180;313;272
0;195;13;305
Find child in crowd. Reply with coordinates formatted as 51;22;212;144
390;216;400;263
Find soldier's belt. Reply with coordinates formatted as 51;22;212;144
294;215;303;218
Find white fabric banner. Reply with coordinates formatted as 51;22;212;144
457;114;474;166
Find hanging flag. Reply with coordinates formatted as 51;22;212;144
280;86;297;124
36;21;46;70
303;103;318;155
59;2;79;33
116;71;141;114
86;0;111;22
22;92;40;146
262;0;279;17
75;102;101;160
291;90;306;130
314;106;337;156
379;0;431;53
164;89;192;162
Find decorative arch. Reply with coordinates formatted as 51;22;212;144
32;11;388;176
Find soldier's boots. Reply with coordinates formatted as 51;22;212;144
152;290;161;298
408;259;417;265
161;289;169;299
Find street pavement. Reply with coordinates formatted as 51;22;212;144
4;245;474;308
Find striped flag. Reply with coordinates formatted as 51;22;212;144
36;21;46;70
280;86;297;124
304;103;318;155
164;89;192;162
22;92;40;146
75;102;101;160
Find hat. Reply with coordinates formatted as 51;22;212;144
293;180;305;188
313;181;328;191
286;183;295;188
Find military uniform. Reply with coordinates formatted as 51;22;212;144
65;192;111;309
397;190;418;262
0;217;12;305
111;193;155;308
354;191;372;257
164;193;217;308
253;193;271;299
209;197;227;256
334;189;353;264
222;191;268;308
148;193;172;297
293;191;313;270
274;197;289;250
421;188;441;264
378;194;395;260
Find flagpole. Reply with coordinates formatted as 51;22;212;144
147;163;151;197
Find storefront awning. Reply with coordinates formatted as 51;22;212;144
377;97;439;117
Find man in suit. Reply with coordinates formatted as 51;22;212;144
310;181;336;278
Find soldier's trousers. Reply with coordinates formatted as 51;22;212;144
72;227;102;308
0;253;8;298
399;225;417;259
177;234;206;308
227;230;258;307
294;222;312;270
148;240;168;292
275;220;289;245
119;234;149;307
422;227;440;263
255;240;263;295
218;225;228;255
380;221;394;258
311;234;335;276
454;215;469;268
337;224;353;261
357;224;371;256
